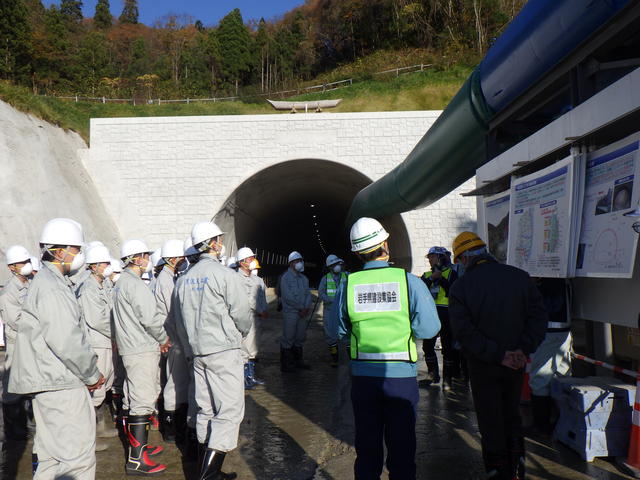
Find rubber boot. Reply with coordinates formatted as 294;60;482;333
199;448;237;480
243;363;255;390
2;401;29;441
161;410;176;443
292;346;310;370
122;410;164;457
184;427;199;462
149;413;160;431
329;345;339;367
248;361;265;386
280;348;295;372
508;436;526;480
174;404;188;446
96;405;118;438
125;415;166;475
111;392;124;423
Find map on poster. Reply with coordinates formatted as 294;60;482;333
575;135;640;278
484;192;510;263
507;156;575;277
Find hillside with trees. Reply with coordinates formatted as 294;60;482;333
0;0;525;101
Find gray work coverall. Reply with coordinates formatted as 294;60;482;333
237;270;268;361
113;268;168;416
9;262;101;480
153;266;189;411
176;253;251;451
0;274;29;404
280;268;312;349
317;272;346;346
76;274;115;408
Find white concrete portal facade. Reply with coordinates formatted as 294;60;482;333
84;111;476;274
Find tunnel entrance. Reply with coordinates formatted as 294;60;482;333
213;159;412;287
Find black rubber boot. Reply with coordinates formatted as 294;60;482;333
292;346;310;370
174;404;188;446
2;401;29;441
419;358;440;387
161;410;176;443
280;348;295;372
184;427;199;462
199;448;237;480
125;415;166;475
508;436;526;480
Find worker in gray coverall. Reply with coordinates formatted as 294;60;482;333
318;254;347;367
177;221;251;480
76;244;118;450
9;218;105;480
280;251;312;372
113;239;171;475
153;239;188;444
1;245;33;441
236;247;268;389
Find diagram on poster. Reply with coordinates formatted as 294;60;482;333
484;192;510;263
507;156;575;277
576;135;640;278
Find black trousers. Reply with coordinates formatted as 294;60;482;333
351;375;419;480
422;307;460;377
468;360;524;472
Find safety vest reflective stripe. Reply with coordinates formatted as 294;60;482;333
346;267;416;363
357;352;411;361
548;321;571;329
325;272;347;298
422;268;452;307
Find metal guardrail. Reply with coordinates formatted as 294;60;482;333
47;64;431;106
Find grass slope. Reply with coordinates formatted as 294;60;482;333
0;63;472;142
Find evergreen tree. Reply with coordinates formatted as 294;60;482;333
216;8;252;93
60;0;83;23
119;0;138;24
0;0;32;82
94;0;112;29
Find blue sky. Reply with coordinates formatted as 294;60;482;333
43;1;306;26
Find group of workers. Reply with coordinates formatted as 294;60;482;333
0;213;569;480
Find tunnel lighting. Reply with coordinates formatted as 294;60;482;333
310;204;315;208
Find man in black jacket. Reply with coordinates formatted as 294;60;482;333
448;232;547;480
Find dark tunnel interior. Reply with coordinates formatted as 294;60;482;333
213;159;412;287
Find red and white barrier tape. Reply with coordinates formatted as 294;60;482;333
571;352;640;380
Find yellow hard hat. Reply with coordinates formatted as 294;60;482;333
254;259;262;269
452;231;486;262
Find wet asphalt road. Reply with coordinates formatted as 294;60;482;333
1;289;636;479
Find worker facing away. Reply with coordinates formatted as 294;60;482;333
448;231;547;480
336;217;441;480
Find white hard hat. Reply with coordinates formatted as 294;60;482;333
191;221;224;247
325;254;343;267
150;248;164;267
30;256;40;271
86;245;111;264
350;217;389;253
162;239;184;259
6;245;31;265
288;251;303;263
110;257;123;273
88;241;104;249
40;218;84;247
120;239;151;259
236;247;255;262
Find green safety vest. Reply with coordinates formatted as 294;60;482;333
325;272;348;298
346;267;416;363
422;267;452;307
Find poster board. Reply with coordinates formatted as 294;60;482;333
484;192;510;263
575;134;640;278
507;156;576;277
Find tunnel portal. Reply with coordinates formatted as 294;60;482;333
214;159;412;286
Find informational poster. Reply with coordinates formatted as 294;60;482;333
576;135;640;278
484;192;510;263
507;156;575;277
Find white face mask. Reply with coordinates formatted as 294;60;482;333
68;249;85;275
294;262;304;273
102;265;114;278
111;273;121;282
144;257;153;273
248;260;257;271
332;265;342;273
251;269;258;276
18;263;33;277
